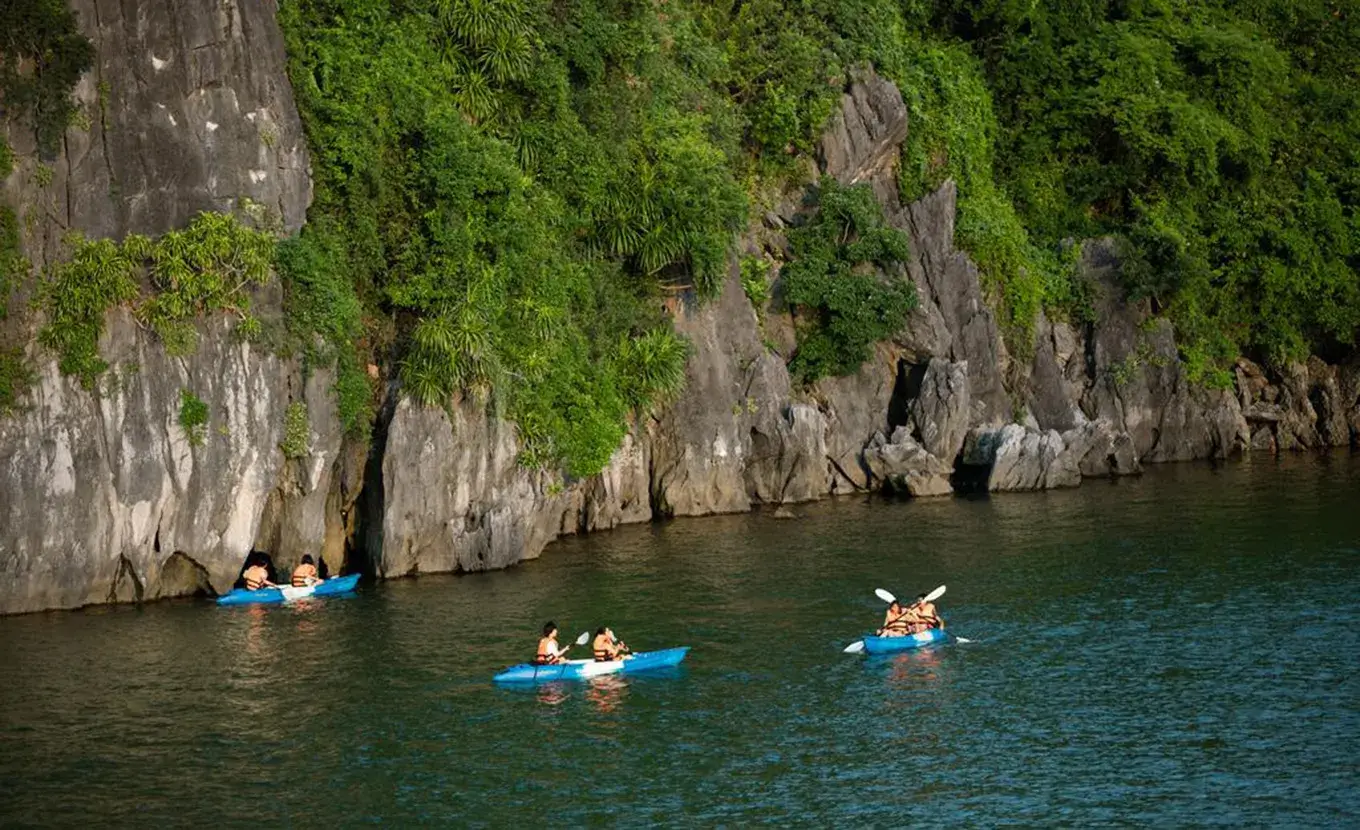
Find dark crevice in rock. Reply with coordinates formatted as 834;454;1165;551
108;554;144;604
351;381;398;578
888;359;927;430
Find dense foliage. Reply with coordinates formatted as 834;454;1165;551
1;0;94;156
36;213;274;388
927;0;1360;380
783;178;916;382
3;0;1354;462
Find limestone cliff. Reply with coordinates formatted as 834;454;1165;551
0;6;1355;615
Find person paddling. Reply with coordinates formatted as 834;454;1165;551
591;627;630;662
535;622;571;665
242;560;276;591
911;593;944;630
878;600;914;637
291;555;321;587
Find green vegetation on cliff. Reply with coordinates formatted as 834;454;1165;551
783;178;916;382
928;0;1359;380
276;0;1356;470
2;0;1353;467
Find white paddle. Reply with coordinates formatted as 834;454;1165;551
843;585;948;654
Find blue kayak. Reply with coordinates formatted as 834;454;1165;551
494;647;690;683
216;573;361;606
860;628;950;654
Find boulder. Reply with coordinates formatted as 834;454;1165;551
745;402;830;504
862;428;953;497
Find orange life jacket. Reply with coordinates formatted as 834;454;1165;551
593;634;616;662
535;636;560;665
291;564;317;587
244;566;266;591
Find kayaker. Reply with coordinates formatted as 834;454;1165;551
291;555;320;587
912;593;944;630
592;627;630;662
242;560;276;591
535;622;569;665
878;600;913;637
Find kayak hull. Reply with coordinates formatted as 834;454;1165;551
860;628;950;654
494;647;690;683
216;573;361;606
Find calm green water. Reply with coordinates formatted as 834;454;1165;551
2;454;1358;826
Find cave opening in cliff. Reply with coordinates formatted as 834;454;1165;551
888;359;928;430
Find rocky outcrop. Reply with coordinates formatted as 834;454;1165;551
961;420;1138;492
905;358;970;463
1236;356;1360;452
376;395;651;576
862;428;953;496
0;0;322;614
0;311;340;614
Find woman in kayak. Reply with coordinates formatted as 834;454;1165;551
290;555;320;587
242;560;276;591
878;600;914;637
911;593;944;631
535;622;569;665
592;627;630;661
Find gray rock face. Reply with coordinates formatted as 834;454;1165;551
0;311;340;613
377;396;652;577
862;428;953;497
899;183;1012;426
819;68;909;205
962;419;1137;492
907;358;971;463
813;343;899;492
649;266;764;517
1073;240;1248;462
1;0;311;270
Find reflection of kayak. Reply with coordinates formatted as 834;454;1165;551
860;629;950;654
493;647;690;683
216;573;361;606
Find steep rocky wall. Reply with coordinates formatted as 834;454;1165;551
0;0;327;614
375;395;650;577
0;312;343;613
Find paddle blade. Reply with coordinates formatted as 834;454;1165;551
955;637;972;644
575;631;591;646
874;588;896;604
842;640;865;654
922;584;946;603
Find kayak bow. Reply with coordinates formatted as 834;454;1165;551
493;647;690;683
216;573;361;606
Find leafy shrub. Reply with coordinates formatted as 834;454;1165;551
36;236;139;387
36;213;276;387
782;178;916;382
0;347;32;413
282;400;309;458
0;0;95;155
740;257;771;310
178;389;209;447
